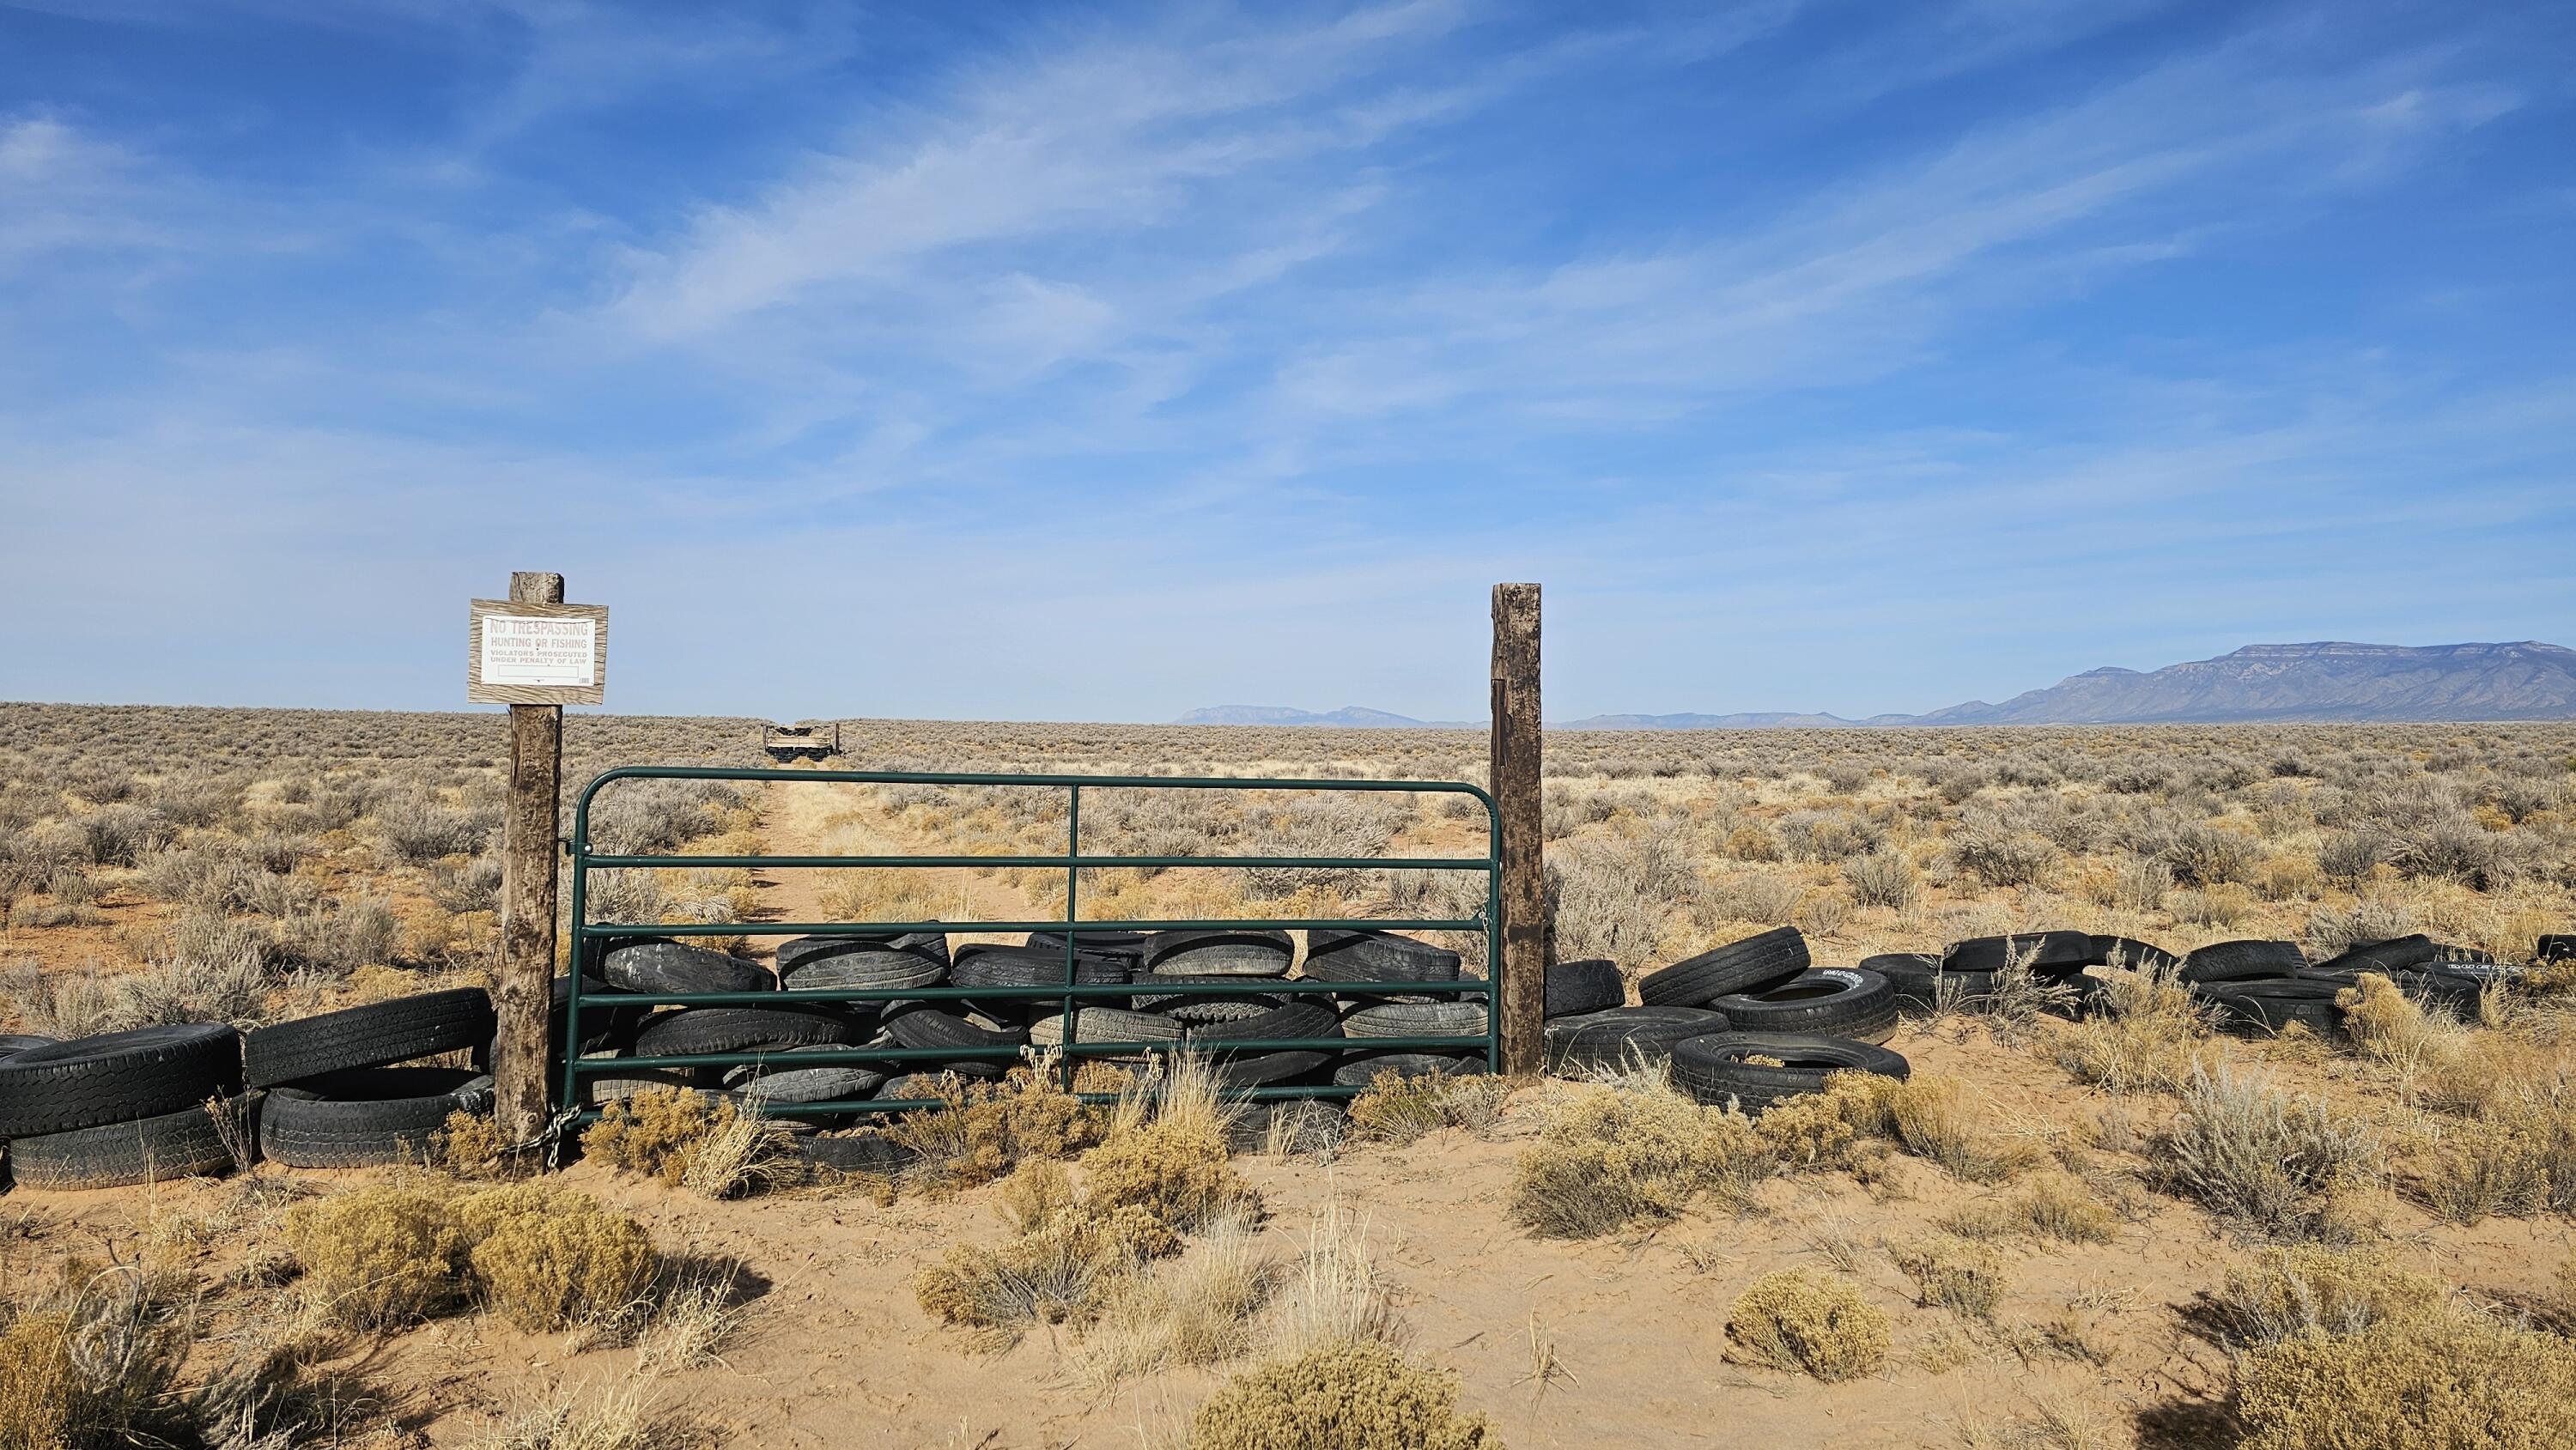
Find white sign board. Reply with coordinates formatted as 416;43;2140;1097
481;615;597;687
467;598;609;705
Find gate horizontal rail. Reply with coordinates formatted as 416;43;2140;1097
562;765;1500;1123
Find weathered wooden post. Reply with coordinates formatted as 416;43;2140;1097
1491;583;1544;1075
468;573;608;1147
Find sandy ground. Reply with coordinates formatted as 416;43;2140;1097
10;774;2575;1449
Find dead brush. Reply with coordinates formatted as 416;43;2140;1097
2215;1246;2445;1346
2157;1064;2381;1238
1724;1268;1890;1381
1076;1213;1278;1390
1346;1073;1508;1146
580;1086;799;1198
1893;1235;2013;1320
282;1179;659;1334
2051;962;2226;1095
478;1378;685;1450
2233;1312;2576;1450
1272;1197;1396;1359
1186;1338;1494;1450
1509;1078;1774;1238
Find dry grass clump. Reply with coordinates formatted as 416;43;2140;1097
1187;1338;1494;1450
1725;1268;1891;1381
1893;1236;2013;1320
1944;1173;2119;1245
1082;1113;1257;1236
1510;1080;1773;1238
2233;1313;2576;1450
1078;1219;1279;1388
2215;1247;2444;1345
2335;973;2463;1071
2420;1095;2576;1224
580;1086;799;1198
2050;964;2223;1095
1346;1073;1508;1146
885;1065;1112;1192
2156;1065;2379;1238
283;1179;658;1333
0;1263;193;1450
478;1380;684;1450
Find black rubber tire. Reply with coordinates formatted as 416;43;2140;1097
2400;968;2488;1018
722;1048;887;1103
1668;1033;1910;1113
1705;968;1898;1045
599;940;772;995
258;1067;494;1168
1942;931;2098;974
632;1006;858;1057
1143;929;1294;977
801;1131;913;1174
1638;929;1809;1007
245;987;495;1089
7;1100;245;1190
2430;959;2522;986
1027;1008;1185;1047
1182;1001;1340;1046
550;976;641;1056
1543;960;1625;1017
1204;1047;1338;1089
578;1057;710;1106
1024;930;1151;968
948;948;1128;994
1331;1051;1487;1086
1339;999;1487;1040
1130;976;1290;1022
0;1034;55;1059
1868;953;1987;1010
2089;936;2180;973
2310;935;2438;976
2539;933;2576;963
881;1005;1027;1054
2195;980;2342;1037
2181;939;2307;984
0;1024;244;1138
1305;929;1463;985
778;931;950;974
1543;1006;1727;1075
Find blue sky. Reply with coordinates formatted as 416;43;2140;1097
2;1;2571;723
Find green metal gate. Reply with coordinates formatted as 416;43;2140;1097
561;766;1500;1120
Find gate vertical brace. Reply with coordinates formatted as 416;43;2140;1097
495;569;566;1145
1491;583;1544;1076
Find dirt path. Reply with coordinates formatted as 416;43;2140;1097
743;776;1039;960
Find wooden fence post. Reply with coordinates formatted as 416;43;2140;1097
1491;583;1544;1076
495;571;565;1146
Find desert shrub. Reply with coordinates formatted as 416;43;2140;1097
914;1168;1176;1339
2315;831;2385;887
2158;1065;2379;1236
1725;1269;1889;1381
1188;1339;1492;1450
1239;795;1405;898
2162;822;2257;886
374;790;495;864
580;1085;797;1197
1949;1172;2118;1244
1893;1236;2010;1320
1548;832;1695;968
1840;850;1918;909
2052;963;2221;1095
1346;1074;1506;1146
2422;1099;2576;1223
2303;897;2419;957
456;1185;659;1332
283;1184;472;1328
0;1265;197;1450
1080;1221;1278;1386
884;1067;1109;1191
2216;1247;2443;1345
2336;974;2451;1065
1780;809;1884;863
1084;1117;1254;1236
70;804;167;867
2233;1313;2576;1450
1510;1082;1772;1237
2391;806;2525;890
1946;820;2058;889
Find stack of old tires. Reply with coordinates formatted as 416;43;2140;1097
1861;931;2151;1016
246;986;498;1168
0;1025;246;1190
2182;935;2500;1036
1121;928;1345;1089
1306;928;1484;1088
1545;926;1912;1113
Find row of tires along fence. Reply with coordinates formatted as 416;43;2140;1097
3;927;2568;1192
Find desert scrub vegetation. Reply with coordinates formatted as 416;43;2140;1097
2213;1246;2445;1345
2232;1311;2576;1450
1186;1338;1494;1450
580;1086;803;1198
283;1178;657;1333
1509;1074;1776;1237
2155;1065;2381;1239
1724;1268;1892;1381
1344;1071;1509;1146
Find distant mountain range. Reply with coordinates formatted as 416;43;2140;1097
1175;641;2576;730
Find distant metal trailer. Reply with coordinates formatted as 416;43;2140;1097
761;722;842;761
